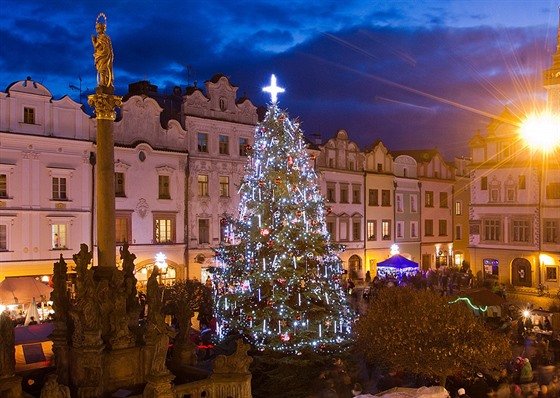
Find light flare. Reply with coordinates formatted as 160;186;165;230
519;112;560;152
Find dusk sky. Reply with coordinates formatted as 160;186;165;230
1;1;558;160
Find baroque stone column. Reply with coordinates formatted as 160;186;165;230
88;13;122;273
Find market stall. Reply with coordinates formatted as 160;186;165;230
0;277;53;322
376;254;420;282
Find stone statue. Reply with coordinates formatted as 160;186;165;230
91;13;114;88
51;254;70;324
39;374;71;398
0;310;15;378
120;242;139;312
146;266;176;375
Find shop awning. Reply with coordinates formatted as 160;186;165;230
0;277;53;305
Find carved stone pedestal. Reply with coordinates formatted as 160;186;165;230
71;342;104;398
0;375;22;398
143;373;175;398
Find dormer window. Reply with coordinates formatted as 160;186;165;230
24;107;35;124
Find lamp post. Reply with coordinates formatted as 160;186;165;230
519;112;560;286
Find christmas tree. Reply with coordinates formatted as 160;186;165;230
213;75;354;353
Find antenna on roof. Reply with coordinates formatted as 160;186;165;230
69;76;87;104
186;64;192;87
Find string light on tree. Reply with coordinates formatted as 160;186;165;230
212;75;354;353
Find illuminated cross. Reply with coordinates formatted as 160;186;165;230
263;74;285;104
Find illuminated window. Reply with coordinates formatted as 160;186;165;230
455;201;462;215
0;174;6;198
24;107;35;124
425;191;433;207
115;172;125;197
367;220;376;241
52;224;67;249
219;135;229;155
198;175;209;196
219;176;229;197
154;214;175;243
52;177;67;200
197;133;208;152
381;220;391;240
158;175;170;199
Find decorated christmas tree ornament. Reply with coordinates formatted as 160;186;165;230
212;74;353;353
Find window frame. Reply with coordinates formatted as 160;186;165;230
153;213;176;244
219;134;230;155
24;107;35;124
115;212;132;244
381;189;391;207
438;219;448;236
219;176;229;197
158;175;171;199
115;172;126;197
198;174;209;196
424;219;434;237
381;219;391;240
367;220;377;241
425;191;434;208
198;218;210;244
197;132;209;153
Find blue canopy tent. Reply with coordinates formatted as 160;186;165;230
377;254;419;280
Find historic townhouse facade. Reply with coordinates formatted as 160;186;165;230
468;107;560;288
468;20;560;288
392;150;455;270
316;129;366;281
363;141;397;275
452;156;472;269
182;74;258;281
392;154;421;264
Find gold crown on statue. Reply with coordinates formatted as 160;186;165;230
96;12;107;27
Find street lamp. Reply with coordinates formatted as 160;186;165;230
519;112;560;286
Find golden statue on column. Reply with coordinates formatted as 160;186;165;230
91;13;114;89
